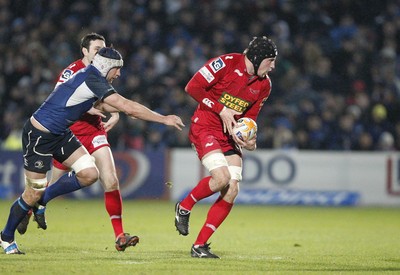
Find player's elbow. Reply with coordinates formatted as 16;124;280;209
185;78;199;94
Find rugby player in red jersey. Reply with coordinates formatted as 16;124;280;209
174;36;278;258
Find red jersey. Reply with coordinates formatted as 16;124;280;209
56;59;105;135
188;53;270;132
187;53;271;158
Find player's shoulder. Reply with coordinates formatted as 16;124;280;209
56;59;86;85
85;64;103;78
220;53;243;61
207;53;243;73
211;53;243;65
66;59;85;72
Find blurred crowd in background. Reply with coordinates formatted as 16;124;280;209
0;0;399;151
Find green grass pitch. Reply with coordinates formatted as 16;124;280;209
0;199;399;274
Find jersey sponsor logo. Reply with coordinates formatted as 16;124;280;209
209;58;226;73
218;92;251;112
202;98;215;108
205;142;214;148
60;69;74;82
199;66;215;83
92;135;108;148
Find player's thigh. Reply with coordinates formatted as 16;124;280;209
62;146;90;167
225;154;242;167
91;146;118;190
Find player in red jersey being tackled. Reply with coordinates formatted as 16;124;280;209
175;36;278;258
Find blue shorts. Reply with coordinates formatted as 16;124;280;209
22;119;82;173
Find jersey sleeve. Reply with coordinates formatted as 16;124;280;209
185;56;228;114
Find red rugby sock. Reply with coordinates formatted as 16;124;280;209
194;196;233;245
105;190;124;238
180;176;213;211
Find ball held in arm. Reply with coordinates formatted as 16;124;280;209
233;117;257;141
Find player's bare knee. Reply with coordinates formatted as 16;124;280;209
71;154;99;186
24;177;47;202
77;167;99;186
212;170;231;190
22;181;46;205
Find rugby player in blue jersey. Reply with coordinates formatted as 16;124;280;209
0;47;185;254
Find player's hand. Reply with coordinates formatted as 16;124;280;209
87;107;106;118
164;115;185;130
243;134;257;151
232;132;245;146
232;133;257;151
219;107;242;135
102;112;119;132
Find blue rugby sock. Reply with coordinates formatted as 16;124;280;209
2;197;31;242
39;172;83;205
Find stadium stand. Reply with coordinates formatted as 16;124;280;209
0;0;399;151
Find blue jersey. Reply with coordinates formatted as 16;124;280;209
33;65;115;135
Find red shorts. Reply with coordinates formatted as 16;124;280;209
52;131;109;170
189;122;241;160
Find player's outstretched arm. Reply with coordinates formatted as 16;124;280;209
104;93;185;130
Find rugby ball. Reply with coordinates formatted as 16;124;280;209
233;117;257;141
